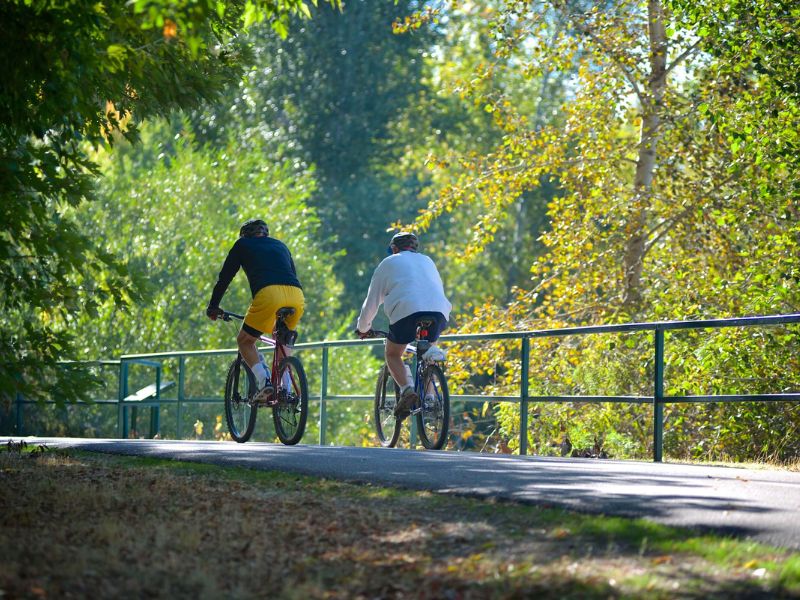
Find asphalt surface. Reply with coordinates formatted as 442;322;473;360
6;436;800;550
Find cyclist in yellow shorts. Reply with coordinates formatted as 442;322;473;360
206;219;305;401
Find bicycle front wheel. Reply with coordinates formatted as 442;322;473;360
416;363;450;450
224;357;258;443
272;356;308;445
374;365;401;448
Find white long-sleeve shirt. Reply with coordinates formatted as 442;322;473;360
357;251;452;331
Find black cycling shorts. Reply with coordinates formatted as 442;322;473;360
388;312;448;345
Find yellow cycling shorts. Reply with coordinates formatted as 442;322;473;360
243;285;305;336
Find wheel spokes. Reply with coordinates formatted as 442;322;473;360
422;375;444;438
275;365;301;434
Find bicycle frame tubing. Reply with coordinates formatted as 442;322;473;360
222;311;293;390
371;328;432;408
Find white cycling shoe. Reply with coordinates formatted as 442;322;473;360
421;345;447;362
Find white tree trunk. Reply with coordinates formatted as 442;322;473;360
622;0;667;313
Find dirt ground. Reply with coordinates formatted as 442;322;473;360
1;444;798;599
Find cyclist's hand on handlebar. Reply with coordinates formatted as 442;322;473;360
206;306;225;321
355;328;374;339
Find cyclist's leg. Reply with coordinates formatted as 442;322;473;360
244;286;279;341
384;340;410;389
237;326;270;391
276;285;304;357
387;314;421;418
236;327;262;368
421;312;448;362
386;313;418;388
420;313;448;397
243;288;278;392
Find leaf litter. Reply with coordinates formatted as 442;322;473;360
0;447;798;599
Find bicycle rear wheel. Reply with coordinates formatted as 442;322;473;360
224;357;258;443
272;356;308;445
416;363;450;450
374;365;401;448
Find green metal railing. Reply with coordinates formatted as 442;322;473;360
10;313;800;461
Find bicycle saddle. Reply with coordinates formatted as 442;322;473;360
276;307;296;320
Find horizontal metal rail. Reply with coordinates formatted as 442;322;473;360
13;313;800;461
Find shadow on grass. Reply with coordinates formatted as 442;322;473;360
2;443;798;598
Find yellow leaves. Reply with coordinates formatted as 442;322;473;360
162;19;177;40
392;6;440;35
551;527;571;539
743;559;759;569
214;415;231;441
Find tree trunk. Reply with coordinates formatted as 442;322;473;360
622;0;667;314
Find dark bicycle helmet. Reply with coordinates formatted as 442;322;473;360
239;219;269;238
389;231;418;252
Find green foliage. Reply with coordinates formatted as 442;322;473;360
3;0;796;460
189;1;442;310
0;0;334;409
407;0;800;461
73;119;340;356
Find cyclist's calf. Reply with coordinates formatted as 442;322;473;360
384;339;412;388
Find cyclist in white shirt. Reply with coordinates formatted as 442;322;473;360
356;232;451;420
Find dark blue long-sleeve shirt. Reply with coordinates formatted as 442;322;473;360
208;236;301;308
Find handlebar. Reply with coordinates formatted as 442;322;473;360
357;329;389;339
222;311;245;322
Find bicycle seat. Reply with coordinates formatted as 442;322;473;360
415;318;435;344
276;307;295;320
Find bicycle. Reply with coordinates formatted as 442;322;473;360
365;319;450;450
219;308;308;445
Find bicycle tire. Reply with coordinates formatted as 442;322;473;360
374;365;401;448
272;356;308;445
224;356;258;443
416;363;450;450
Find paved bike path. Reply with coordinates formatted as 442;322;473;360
7;436;800;550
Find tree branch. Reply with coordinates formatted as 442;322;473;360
665;39;701;76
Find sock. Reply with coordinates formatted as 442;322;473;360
282;371;292;390
251;362;268;388
400;384;413;395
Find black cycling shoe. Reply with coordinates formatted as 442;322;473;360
394;387;418;420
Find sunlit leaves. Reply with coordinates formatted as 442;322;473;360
0;0;334;405
397;0;799;460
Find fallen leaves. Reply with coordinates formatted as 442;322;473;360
0;450;797;599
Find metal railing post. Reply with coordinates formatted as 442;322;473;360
177;356;185;440
150;364;161;438
319;347;328;446
520;337;530;456
15;392;24;436
118;361;129;438
653;329;665;462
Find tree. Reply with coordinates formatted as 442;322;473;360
406;0;799;459
0;0;335;409
189;1;440;312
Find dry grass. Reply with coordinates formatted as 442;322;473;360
1;445;799;599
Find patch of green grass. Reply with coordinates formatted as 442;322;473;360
779;556;800;590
